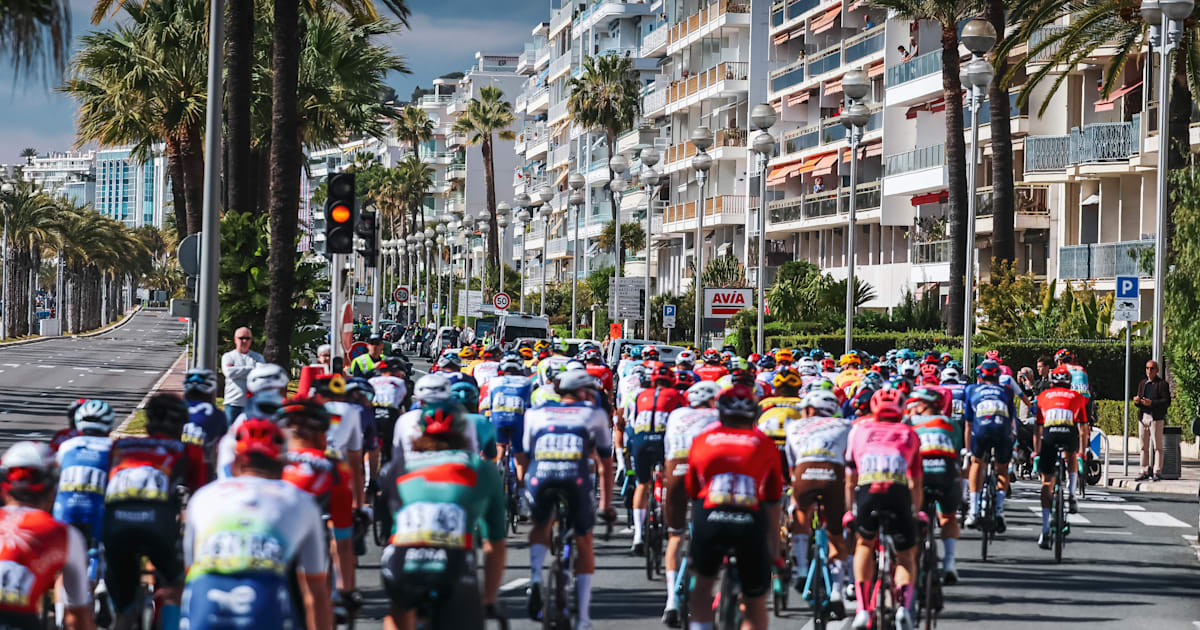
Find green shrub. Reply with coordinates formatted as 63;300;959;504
764;331;960;357
986;340;1151;401
1092;399;1193;442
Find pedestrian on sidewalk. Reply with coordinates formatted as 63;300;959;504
221;327;263;427
1134;360;1171;481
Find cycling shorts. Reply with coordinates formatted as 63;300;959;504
380;546;482;626
52;493;105;542
921;466;960;516
969;422;1014;465
0;613;40;630
103;501;185;611
663;458;689;534
376;407;399;463
526;470;596;536
1037;426;1079;476
791;463;846;528
852;484;917;552
688;502;771;598
361;406;380;452
495;425;525;456
182;573;295;630
629;433;665;485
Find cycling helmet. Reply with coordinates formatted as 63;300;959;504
275;397;332;433
748;353;762;364
720;351;735;367
437;353;463;371
518;347;534;359
940;352;953;364
848;385;877;416
555;369;599;396
581;348;603;363
801;389;840;417
869;388;905;419
643;346;660;361
884;376;912;397
687;381;721;407
234;418;286;461
896;349;917;362
459;347;476;360
500;354;525;374
946;360;964;372
899;360;920;380
906;386;941;409
773;368;804;390
702;348;721;364
978;359;1001;381
482;345;501;360
629;345;644;359
247;363;289;394
651;365;675;387
66;398;86;427
804;377;837;395
1050;365;1072;388
450;381;481;413
860;371;884;389
419;400;466;435
1;441;57;498
145;393;189;438
940;366;962;384
345;378;375;403
808;348;824;360
919;362;940;379
797;357;818;376
757;354;777;370
716;385;758;422
1054;348;1075;364
183;368;218;396
74;399;115;434
414;373;453;403
775;348;795;364
676;350;696;367
312;373;347;397
534;339;551;352
984;349;1001;362
839;353;862;368
820;357;835;371
885;349;898;362
633;365;651;388
674;370;697;390
564;360;587;374
922;351;940;365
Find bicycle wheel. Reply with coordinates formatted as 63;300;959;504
372;491;390;547
645;507;656;581
716;566;740;630
1054;459;1065;563
922;535;940;630
678;567;692;628
542;560;567;630
808;559;826;628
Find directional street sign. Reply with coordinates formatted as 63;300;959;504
1114;275;1140;322
493;292;511;311
177;233;201;277
393;285;410;303
608;277;644;320
663;303;676;329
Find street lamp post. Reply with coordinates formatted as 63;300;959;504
610;155;630;281
1144;0;1194;366
960;18;997;369
569;173;586;337
750;104;778;356
640;147;661;339
0;182;10;341
436;224;447;327
515;208;531;313
424;228;435;326
477;209;492;298
538;198;552;317
840;72;871;355
691;127;714;349
496;202;510;296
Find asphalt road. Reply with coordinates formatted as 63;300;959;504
0;308;187;449
353;358;1200;629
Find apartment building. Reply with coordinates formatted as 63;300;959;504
94;147;168;228
22;151;97;206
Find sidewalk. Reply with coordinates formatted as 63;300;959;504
1105;452;1200;496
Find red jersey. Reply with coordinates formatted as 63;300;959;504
695;364;729;382
0;506;71;614
585;364;614;392
107;434;207;504
686;424;783;511
283;448;355;529
50;428;79;453
1035;387;1089;427
631;386;686;435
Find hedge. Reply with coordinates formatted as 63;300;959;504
1093;399;1194;442
764;331;961;358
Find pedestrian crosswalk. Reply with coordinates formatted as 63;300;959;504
1004;483;1191;530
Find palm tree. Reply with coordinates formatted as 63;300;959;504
597;220;646;265
868;0;980;335
452;85;516;273
395;105;434;151
987;0;1016;269
225;0;255;217
1;0;70;79
19;149;37;165
0;181;57;337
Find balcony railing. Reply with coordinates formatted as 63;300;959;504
913;240;952;265
886;50;941;86
768;195;804;224
803;190;839;218
447;164;467;180
975;183;1050;217
963;91;1027;127
528;86;550;108
549;99;570;123
841;180;882;211
418;94;452;107
1026;116;1141;171
844;26;885;63
1025;135;1070;171
644;85;668;113
669;0;749;45
1029;26;1067;63
666;61;750;107
884;144;944;176
770;59;806;94
784;124;820;154
550;143;570;167
520;122;549;146
765;182;880;225
786;0;819;21
1059;239;1153;280
807;46;841;77
549;53;572;77
664;195;754;224
642;23;669;55
663;128;746;165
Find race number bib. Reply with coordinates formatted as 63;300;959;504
107;466;169;501
1043;407;1076;427
534;433;584;461
665;433;692;460
0;561;35;607
858;453;908;486
391;502;468;548
973;399;1009;422
493;395;527;414
193;530;288;575
706;472;759;508
182;423;206;447
918;431;956;458
59;465;107;494
633;410;668;434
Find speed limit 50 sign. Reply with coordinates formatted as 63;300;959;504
493;292;511;311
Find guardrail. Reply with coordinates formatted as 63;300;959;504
884;143;944;176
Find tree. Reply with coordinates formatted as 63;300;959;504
395;105;434;150
870;0;979;336
224;0;255;218
1166;167;1200;431
452;85;516;275
0;181;56;337
701;254;747;288
19;149;37;165
1;0;70;79
596;221;645;272
986;0;1015;271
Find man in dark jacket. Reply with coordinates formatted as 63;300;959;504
1134;360;1171;481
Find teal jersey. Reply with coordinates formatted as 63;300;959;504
469;413;498;460
383;449;506;548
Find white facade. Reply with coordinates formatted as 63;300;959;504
22;151;97;206
93;147;168;228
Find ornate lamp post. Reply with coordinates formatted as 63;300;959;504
610;154;630;281
538;189;554;317
496;201;510;295
568;173;586;337
516;208;531;312
750;104;777;355
690;126;714;349
960;17;997;369
640;147;661;338
840;71;871;354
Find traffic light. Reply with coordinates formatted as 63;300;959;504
356;209;378;267
324;172;356;254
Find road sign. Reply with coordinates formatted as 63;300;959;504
393;285;410;303
493;292;511;311
704;288;754;318
608;277;645;320
432;303;439;314
663;303;676;329
457;290;484;317
349;341;369;360
176;233;201;277
1114;297;1141;322
169;298;197;319
340;303;354;351
1116;276;1139;299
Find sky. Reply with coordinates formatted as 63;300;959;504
0;0;548;164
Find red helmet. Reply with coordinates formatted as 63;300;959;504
674;370;697;390
234;418;285;461
652;365;674;386
1054;348;1074;364
748;353;762;364
702;348;721;363
820;357;835;370
920;363;939;378
869;388;905;421
1050;365;1072;387
984;349;1001;362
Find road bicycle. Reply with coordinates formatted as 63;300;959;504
714;555;743;630
977;449;999;562
645;465;666;580
771;511;793;618
497;434;521;535
798;499;844;628
1051;445;1072;563
917;493;944;630
868;510;903;630
671;523;693;629
540;490;579;630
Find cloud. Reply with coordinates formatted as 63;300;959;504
386;13;534;94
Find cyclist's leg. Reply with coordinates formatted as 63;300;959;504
850;486;881;611
686;501;729;624
1069;423;1086;497
733;506;773;630
930;470;961;578
140;504;186;630
662;458;689;613
821;468;849;593
102;506;145;626
881;484;920;615
966;423;988;517
790;464;825;581
992;429;1014;518
564;473;598;627
629;434;652;547
1036;431;1059;538
524;472;556;588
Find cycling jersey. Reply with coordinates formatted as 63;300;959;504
1063;363;1091;399
844;420;922;492
694;365;729;382
324;400;365;460
183;476;327;630
686;425;783;512
472;360;501;386
369;375;409;408
1035;387;1088;427
943;383;967;424
834;368;864;391
107;435;206;504
530;383;562;408
484;374;533;427
905;414;962;475
584;363;614;393
393;408;481;464
523;401;613;534
467;412;498;460
629;387;684;436
184;399;225;457
674;368;700;384
283;448;355;537
757;396;805;447
536;355;571;387
964;382;1016;431
383;449;506;550
716;375;772;398
664;408;719;462
784;416;852;468
53;434;112;540
755;370;777;388
50;428;79;453
0;506;90;620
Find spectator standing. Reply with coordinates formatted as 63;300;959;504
1134;360;1171;481
221;327;263;427
315;345;332;371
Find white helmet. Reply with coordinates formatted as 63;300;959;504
676;350;696;366
1;441;57;493
801;389;841;417
686;381;721;407
414;373;452;403
565;360;587;372
183;369;218;395
247;363;289;394
899;360;920;380
941;366;962;384
797;357;818;376
74;399;115;435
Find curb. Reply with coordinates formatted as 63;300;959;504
113;350;188;436
0;305;143;348
1107;476;1200;495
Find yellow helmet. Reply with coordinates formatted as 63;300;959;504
459;347;476;359
775;348;795;364
839;353;861;367
772;367;803;389
534;340;551;351
518;347;534;359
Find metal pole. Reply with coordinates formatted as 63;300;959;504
371;259;382;331
571;202;580;338
2;208;8;340
519;225;526;313
195;0;225;370
845;127;860;355
757;151;767;355
1152;11;1173;367
436;247;443;330
425;247;432;329
644;186;654;339
1123;320;1132;476
447;248;455;329
541;210;548;317
694;169;707;349
330;253;341;367
962;84;983;369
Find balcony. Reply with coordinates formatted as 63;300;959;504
644;84;668;115
642;23;670;57
913;239;952;265
446;194;465;215
765;181;881;229
550;5;571;36
769;59;805;95
515;92;528;112
549;53;573;80
549;99;570;125
662;194;755;229
975;183;1050;218
669;0;750;50
843;26;885;64
517;44;537;74
665;61;749;111
447;163;467;181
771;0;819;26
547;238;575;259
886;50;940;86
1024;135;1070;172
1024;116;1141;173
1058;239;1153;280
883;144;945;197
783;124;820;154
768;195;804;224
418;94;452;108
527;86;550;114
663;128;746;166
807;45;841;78
1028;26;1067;64
884;144;944;177
550;143;570;168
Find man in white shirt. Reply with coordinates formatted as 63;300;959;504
221;327;263;427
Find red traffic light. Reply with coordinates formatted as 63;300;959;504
330;204;352;223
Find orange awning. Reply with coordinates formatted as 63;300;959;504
910;190;948;206
843;140;883;162
1094;81;1143;112
773;27;804;45
795;152;836;175
766;161;804;186
787;90;811;106
825;79;843;96
813;153;840;177
554;169;569;187
868;61;884;78
811;5;842;34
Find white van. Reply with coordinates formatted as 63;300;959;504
496;314;551;347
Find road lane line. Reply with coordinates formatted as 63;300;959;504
1082;530;1133;536
1026;507;1090;524
500;578;529;592
2;364;18;368
108;369;127;373
73;367;90;371
1126;511;1191;528
36;365;55;369
142;370;159;374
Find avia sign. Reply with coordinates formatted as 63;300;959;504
704;288;754;319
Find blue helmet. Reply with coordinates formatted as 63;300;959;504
896;348;917;362
629;345;643;359
450;381;481;413
757;354;777;370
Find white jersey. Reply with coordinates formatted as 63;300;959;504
522;401;614;460
393;408;480;464
472;361;501;385
664;407;719;461
184;476;327;577
324;401;364;460
784;416;853;467
368;375;408;408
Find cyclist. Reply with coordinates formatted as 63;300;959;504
0;442;94;630
523;370;615;630
518;345;537;370
536;340;572;387
757;367;806;450
472;344;503;385
105;393;205;630
686;385;784;630
617;345;643;383
312;374;366;511
395;374;481;462
1034;366;1089;548
819;357;838;380
695;349;728;382
277;398;357;600
484;354;534;513
182;369;224;472
675;350;699;384
718;358;772;398
660;381;720;627
51;399;85;452
903;387;963;584
214;363;291;479
642;346;664;370
347;377;382;496
784;389;851;604
380;397;507;629
835;353;864;390
53;399;115;553
451;381;498;460
845;389;923;630
370;358;410;464
755;354;778;389
182;419;331;630
1055;349;1094;458
963;359;1017;532
775;348;795;369
581;347;614;400
624;365;684;555
459;346;479;375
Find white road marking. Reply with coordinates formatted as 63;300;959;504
1126;511;1191;528
142;370;159;375
1005;526;1035;531
1078;502;1143;511
73;367;90;371
500;578;529;593
108;369;127;373
1026;507;1090;524
2;363;18;368
36;365;54;369
54;386;61;390
67;380;74;384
